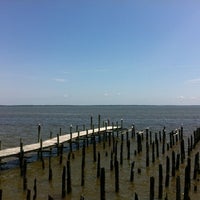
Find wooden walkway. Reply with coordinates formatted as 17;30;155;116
0;126;119;159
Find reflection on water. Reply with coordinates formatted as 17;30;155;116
0;129;200;200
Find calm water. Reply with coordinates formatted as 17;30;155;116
0;105;200;149
0;105;200;199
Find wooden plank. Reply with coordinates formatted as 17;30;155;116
0;126;118;159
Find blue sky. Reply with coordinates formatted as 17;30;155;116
0;1;200;105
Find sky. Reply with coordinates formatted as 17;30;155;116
0;0;200;105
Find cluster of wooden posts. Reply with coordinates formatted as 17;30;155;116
0;116;200;199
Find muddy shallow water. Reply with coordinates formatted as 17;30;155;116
0;129;200;200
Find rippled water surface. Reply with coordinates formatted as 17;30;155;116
0;105;200;199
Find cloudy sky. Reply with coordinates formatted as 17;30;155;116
0;1;200;105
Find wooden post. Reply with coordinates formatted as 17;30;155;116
180;139;185;164
19;138;24;176
70;125;72;152
115;160;119;192
57;134;60;156
38;124;41;143
48;195;54;200
184;165;190;200
150;176;154;200
146;128;149;141
67;160;72;194
176;154;180;170
59;127;62;136
165;156;170;187
162;129;166;154
93;135;96;162
97;152;101;178
110;151;113;171
137;133;142;153
158;164;163;199
132;124;135;138
172;151;176;177
193;152;199;180
23;159;27;190
130;161;135;182
90;116;93;129
120;142;123;165
152;141;155;163
146;141;149;167
26;189;31;200
135;192;139;200
81;143;85;186
48;156;52;181
127;139;130;160
121;118;123;129
59;143;63;164
33;178;37;200
156;138;159;158
176;176;181;200
98;114;101;132
100;168;105;200
62;166;66;198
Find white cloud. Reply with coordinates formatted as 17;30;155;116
177;96;185;103
186;78;200;84
53;78;66;83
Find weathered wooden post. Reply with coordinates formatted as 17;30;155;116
176;176;181;200
146;141;149;167
26;189;31;200
162;128;166;154
184;165;190;200
115;160;119;192
150;176;155;200
48;195;54;200
90;116;93;129
100;167;105;200
152;141;155;163
130;161;135;182
57;134;60;156
193;152;199;180
158;164;163;199
180;139;185;164
172;151;176;177
132;124;135;138
127;139;130;160
165;156;170;187
70;125;73;152
98;114;101;132
67;160;72;194
137;133;142;153
81;143;85;186
120;142;123;165
23;159;27;190
48;156;52;181
97;152;101;178
62;166;66;198
93;135;97;162
77;130;80;150
33;178;37;200
135;193;139;200
38;124;41;143
19;138;24;176
146;128;149;141
176;154;180;170
156;138;159;158
121;118;123;129
110;151;114;171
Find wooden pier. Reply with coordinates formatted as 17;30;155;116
0;126;119;160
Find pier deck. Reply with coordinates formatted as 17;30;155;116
0;126;118;159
